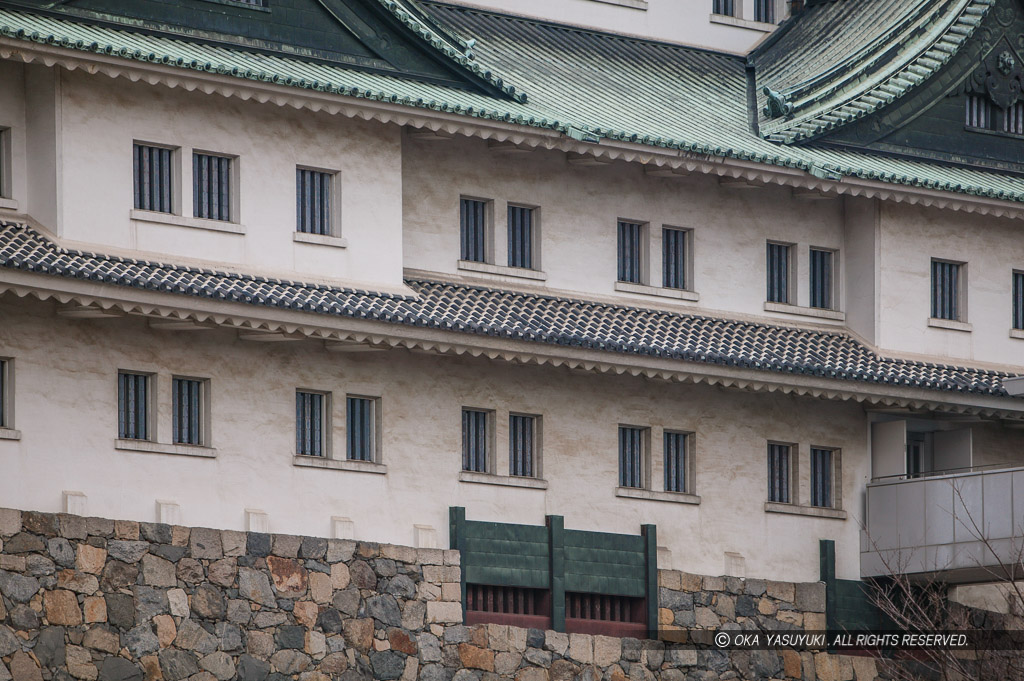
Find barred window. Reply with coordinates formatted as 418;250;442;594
0;359;9;429
509;414;536;477
507;206;535;269
460;198;488;263
346;396;376;462
1014;271;1024;331
809;248;834;310
462;408;490;473
754;0;774;23
966;95;997;130
766;242;792;303
619;426;646;489
931;259;963;321
172;378;204;446
1;128;11;199
617;221;644;284
767;443;791;503
664;431;688;493
296;168;333;236
662;228;689;290
118;372;151;441
810;448;834;508
134;144;174;214
296;391;326;457
1005;103;1024;136
193;152;233;221
712;0;735;16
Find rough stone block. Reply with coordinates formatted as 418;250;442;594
417;549;444;566
330;562;350;590
515;668;547;681
658;570;681;590
543;631;568;656
153;614;176;648
325;539;356;563
190;529;223;560
795;582;826;613
272;534;302;558
11;650;43;681
766;580;795;603
238;568;276;608
592;636;621;667
141;555;176;588
342;618;373;651
76;545;106;575
381;544;418;564
679;573;702;592
66;645;97;681
58;514;88;541
221;531;247;558
695;607;719;628
114;520;141;540
83;626;120;654
207;559;237;588
44;589;82;625
83;595;107;622
804;612;826;630
458;644;494;672
293;601;319;629
109;541;150;565
426;601;462;625
443;551;460;567
703;576;724;592
58;570;99;596
567;634;593;664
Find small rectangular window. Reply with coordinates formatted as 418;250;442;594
134;144;174;214
296;391;327;457
662;228;689;290
618;426;646;489
931;259;963;321
118;372;151;441
0;359;9;429
172;378;205;446
346;396;377;462
193;152;233;221
460;198;488;263
1013;271;1023;330
712;0;735;16
507;206;535;269
296;168;333;236
809;248;834;310
509;414;536;477
664;431;688;493
966;95;997;131
767;443;791;503
0;128;9;199
462;408;490;473
754;0;774;22
810;447;834;508
766;242;791;303
617;221;644;284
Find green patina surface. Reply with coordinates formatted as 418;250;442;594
0;1;1021;202
820;540;890;635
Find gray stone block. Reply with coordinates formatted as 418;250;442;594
366;594;402;627
34;627;65;666
108;541;150;564
0;625;20;657
236;655;270;681
370;651;405;680
299;537;327;560
247;534;271;558
794;582;825;613
99;658;142;681
47;539;75;568
105;593;135;630
159;649;199;681
190;529;223;560
0;570;39;603
122;623;159;657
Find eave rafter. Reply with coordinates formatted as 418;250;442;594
3;38;1024;220
1;273;1021;421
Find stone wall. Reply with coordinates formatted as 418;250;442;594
0;509;884;681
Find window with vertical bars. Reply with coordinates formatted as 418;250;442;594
462;409;489;473
193;152;232;221
618;426;646;489
767;443;791;503
664;431;688;493
507;206;534;269
617;221;644;284
460;198;487;263
0;129;10;199
172;378;204;446
662;228;688;290
509;414;535;477
0;359;7;428
134;144;174;214
296;168;333;235
766;243;791;303
296;391;326;457
118;372;150;441
1014;271;1024;331
809;248;834;310
810;448;833;508
754;0;774;22
931;260;962;321
712;0;735;16
347;396;376;462
966;95;997;130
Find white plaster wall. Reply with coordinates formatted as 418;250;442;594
403;135;846;320
0;61;27;208
55;70;405;288
0;294;869;581
877;203;1024;370
437;0;785;54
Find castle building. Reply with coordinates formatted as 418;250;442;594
0;0;1023;640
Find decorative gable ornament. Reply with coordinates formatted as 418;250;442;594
970;40;1023;110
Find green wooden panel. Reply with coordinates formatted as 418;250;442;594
464;566;550;589
549;515;566;632
565;574;646;597
465;520;549;544
564;529;646;552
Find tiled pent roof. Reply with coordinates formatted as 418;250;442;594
0;221;1015;399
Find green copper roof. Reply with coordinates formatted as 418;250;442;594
0;2;1022;204
753;0;994;144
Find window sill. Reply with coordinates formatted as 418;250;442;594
709;13;777;32
459;471;548;489
0;428;22;441
293;455;386;474
1011;329;1024;340
115;439;217;458
764;502;846;520
588;0;647;9
615;282;699;302
928;318;972;333
130;209;246;235
616;487;700;504
457;260;547;281
764;302;844;321
294;232;348;249
0;198;19;211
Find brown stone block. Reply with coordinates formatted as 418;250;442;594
516;668;548;681
330;563;350;590
83;595;106;623
388;629;417;656
458;643;495;671
342;618;374;651
781;649;801;679
10;650;43;681
758;598;778;616
83;627;119;654
308;572;331;604
266;556;308;598
153;614;177;648
548;659;577;681
293;601;319;629
141;656;163;681
319;653;349;675
44;590;82;626
114;520;140;540
75;545;106;575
